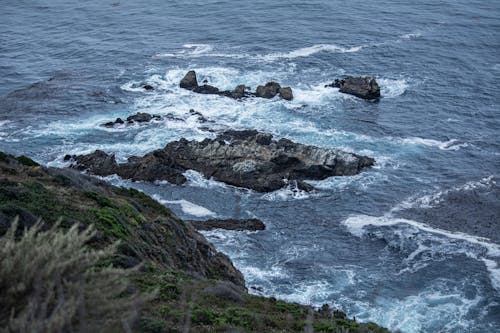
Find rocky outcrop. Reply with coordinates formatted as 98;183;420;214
102;112;161;127
179;70;198;89
255;82;293;100
67;130;374;192
188;218;266;231
179;71;293;100
326;77;381;100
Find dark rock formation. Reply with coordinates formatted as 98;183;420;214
326;77;381;100
179;70;198;89
179;71;293;100
126;112;161;123
68;130;374;192
102;112;161;127
279;87;294;100
188;218;266;231
142;84;154;91
256;82;281;99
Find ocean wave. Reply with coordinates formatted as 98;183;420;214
259;44;364;61
399;32;422;40
152;194;216;217
377;78;408;98
260;181;312;201
341;214;500;292
154;43;214;58
392;176;497;211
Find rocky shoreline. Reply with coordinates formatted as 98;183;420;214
0;152;390;332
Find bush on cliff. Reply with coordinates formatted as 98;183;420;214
0;219;148;333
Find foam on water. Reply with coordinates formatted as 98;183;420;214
342;214;500;292
152;194;216;217
259;44;364;61
377;78;408;98
352;283;483;333
393;176;497;211
260;181;312;201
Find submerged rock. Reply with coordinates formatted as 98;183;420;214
126;112;161;123
326;77;381;100
188;218;266;231
69;130;374;192
101;112;161;127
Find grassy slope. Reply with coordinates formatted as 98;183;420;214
0;153;389;333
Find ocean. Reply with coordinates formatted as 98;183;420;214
1;1;499;331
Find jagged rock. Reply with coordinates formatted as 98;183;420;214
142;84;154;91
179;71;292;100
188;218;265;231
179;70;198;89
193;84;220;94
126;112;161;123
69;130;374;192
279;87;293;100
255;82;281;99
326;77;381;100
101;113;161;127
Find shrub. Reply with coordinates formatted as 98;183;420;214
0;219;148;333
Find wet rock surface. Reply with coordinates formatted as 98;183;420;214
179;71;293;100
188;218;266;231
326;77;381;100
68;130;374;192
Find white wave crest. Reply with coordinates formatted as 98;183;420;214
152;194;216;217
377;78;408;98
260;44;364;61
393;176;497;211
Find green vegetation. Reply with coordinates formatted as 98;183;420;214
0;220;148;333
0;153;391;332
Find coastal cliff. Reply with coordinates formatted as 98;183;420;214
0;152;389;333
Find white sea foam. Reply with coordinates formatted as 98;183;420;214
398;137;468;150
399;32;422;40
154;43;214;58
183;170;235;191
260;44;364;61
377;78;408;98
353;284;482;333
393;176;497;211
152;194;216;217
260;181;312;201
342;214;500;292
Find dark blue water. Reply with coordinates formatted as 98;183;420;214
1;1;499;332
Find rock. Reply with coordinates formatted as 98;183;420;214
255;82;281;99
126;112;161;123
193;84;219;94
189;109;210;123
142;84;154;91
179;71;291;100
179;70;198;90
188;218;265;231
70;130;374;192
67;150;119;176
326;77;381;100
101;113;160;127
278;87;293;100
